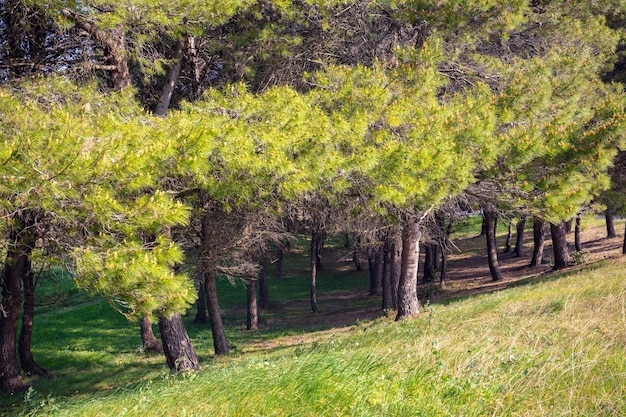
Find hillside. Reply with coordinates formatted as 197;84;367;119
1;218;625;416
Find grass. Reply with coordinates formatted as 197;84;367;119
1;221;625;416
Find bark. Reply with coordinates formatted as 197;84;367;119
504;222;513;253
530;219;546;267
204;270;229;355
368;247;383;295
158;313;200;372
623;222;626;255
60;8;131;91
396;217;421;320
18;261;48;376
0;242;30;393
605;210;617;238
140;316;162;352
423;244;435;283
550;221;570;269
574;215;583;252
390;232;402;311
246;278;259;331
194;271;207;324
154;37;186;116
484;209;503;281
382;239;393;311
565;218;574;234
353;236;362;271
310;231;323;313
514;218;526;257
258;262;269;309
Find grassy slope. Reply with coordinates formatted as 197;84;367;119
5;258;625;416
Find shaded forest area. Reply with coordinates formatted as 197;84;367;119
2;0;626;396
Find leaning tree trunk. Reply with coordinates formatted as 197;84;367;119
530;219;546;267
140;316;162;352
550;221;570;269
396;217;421;320
0;242;30;393
246;278;259;331
514;218;526;257
158;313;200;372
574;215;583;252
204;269;229;355
504;222;513;253
19;266;48;376
484;209;503;282
605;209;617;238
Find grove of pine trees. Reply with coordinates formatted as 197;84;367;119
1;0;626;393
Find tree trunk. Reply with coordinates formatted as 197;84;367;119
0;243;30;393
423;244;434;283
368;247;383;295
154;37;185;116
623;222;626;255
382;239;393;311
246;278;259;331
274;245;283;278
204;270;229;355
18;261;48;376
605;209;617;238
575;215;583;252
158;313;200;372
140;316;162;352
565;218;574;234
396;217;421;320
514;218;526;257
550;221;570;269
353;235;362;271
484;208;503;281
504;222;513;253
194;271;207;324
310;231;322;313
530;218;546;267
390;232;402;311
258;262;269;310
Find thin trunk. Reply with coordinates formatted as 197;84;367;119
623;222;626;255
390;232;402;311
246;278;259;331
158;313;200;372
353;236;362;271
550;221;570;269
606;210;617;238
0;241;29;393
575;215;583;252
530;219;546;267
396;217;421;320
514;218;526;257
186;35;203;99
140;316;162;352
18;263;48;376
479;216;487;237
484;209;503;281
423;244;434;283
154;37;185;116
310;231;321;313
440;241;448;289
382;239;393;311
258;262;269;309
504;222;513;253
565;218;574;234
194;271;207;324
368;247;383;295
204;270;229;355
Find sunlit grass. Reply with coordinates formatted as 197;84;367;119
4;253;624;416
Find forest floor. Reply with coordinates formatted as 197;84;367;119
242;218;626;352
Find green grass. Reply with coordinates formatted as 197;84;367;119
2;246;625;416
